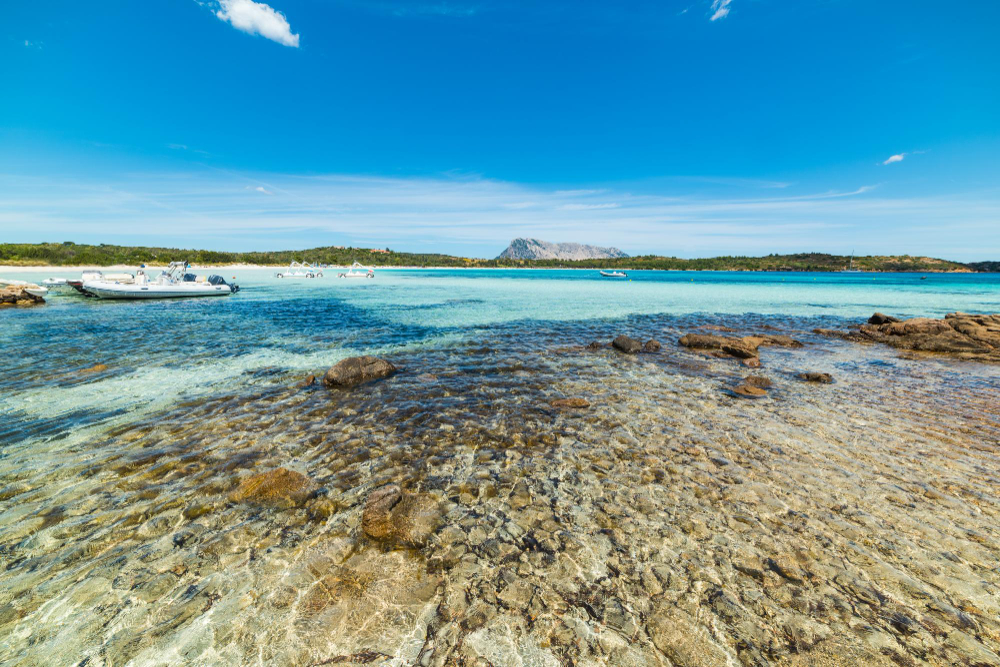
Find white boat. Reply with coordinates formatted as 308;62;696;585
0;279;49;299
600;270;627;278
276;261;323;278
82;262;239;299
841;253;863;273
338;262;375;279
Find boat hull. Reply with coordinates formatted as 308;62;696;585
83;282;235;299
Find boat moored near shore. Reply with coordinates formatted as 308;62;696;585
339;262;375;279
82;262;239;299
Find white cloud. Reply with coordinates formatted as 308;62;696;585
710;0;732;21
253;186;273;195
882;153;906;165
557;203;620;211
215;0;300;47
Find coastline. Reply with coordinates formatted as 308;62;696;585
0;264;986;273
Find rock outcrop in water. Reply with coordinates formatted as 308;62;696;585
496;238;629;260
612;335;642;354
0;284;45;307
323;356;398;387
817;312;1000;363
679;332;804;364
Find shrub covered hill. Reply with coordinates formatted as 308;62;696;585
0;242;990;272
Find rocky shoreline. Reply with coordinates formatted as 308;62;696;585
0;284;45;307
817;312;1000;363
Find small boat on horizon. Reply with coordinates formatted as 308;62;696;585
276;261;323;278
82;262;239;299
339;262;375;279
600;270;627;278
841;252;863;273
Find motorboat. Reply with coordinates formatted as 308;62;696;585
600;270;627;278
41;277;81;294
338;262;375;279
0;279;48;299
66;271;131;296
276;261;323;278
82;262;239;299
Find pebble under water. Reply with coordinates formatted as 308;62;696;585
1;269;999;666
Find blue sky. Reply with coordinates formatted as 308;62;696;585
2;0;999;259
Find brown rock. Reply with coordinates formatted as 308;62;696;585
721;339;760;359
798;372;834;384
733;384;768;398
361;484;403;541
229;468;316;509
753;334;804;348
643;339;662;353
323;356;397;387
869;312;900;325
362;484;442;547
0;285;45;307
741;357;762;368
612;335;642;354
551;397;590;409
81;364;109;373
679;333;731;350
586;341;604;350
299;374;316;387
743;375;772;389
822;312;1000;363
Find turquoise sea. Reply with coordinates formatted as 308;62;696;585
1;268;999;665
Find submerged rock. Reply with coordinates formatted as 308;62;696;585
229;468;316;508
586;341;605;350
323;356;398;387
733;383;768;398
798;372;834;384
551;397;590;409
743;375;773;389
643;339;662;353
362;484;442;547
612;335;642;354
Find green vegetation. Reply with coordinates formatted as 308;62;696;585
0;242;990;272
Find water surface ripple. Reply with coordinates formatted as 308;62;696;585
1;269;999;666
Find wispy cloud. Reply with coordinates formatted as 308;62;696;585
882;153;906;165
215;0;300;47
557;203;620;211
710;0;732;21
4;169;995;259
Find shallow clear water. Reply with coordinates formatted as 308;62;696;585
1;269;999;666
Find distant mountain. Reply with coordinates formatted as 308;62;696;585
497;238;629;261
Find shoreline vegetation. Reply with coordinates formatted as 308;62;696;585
0;242;995;272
